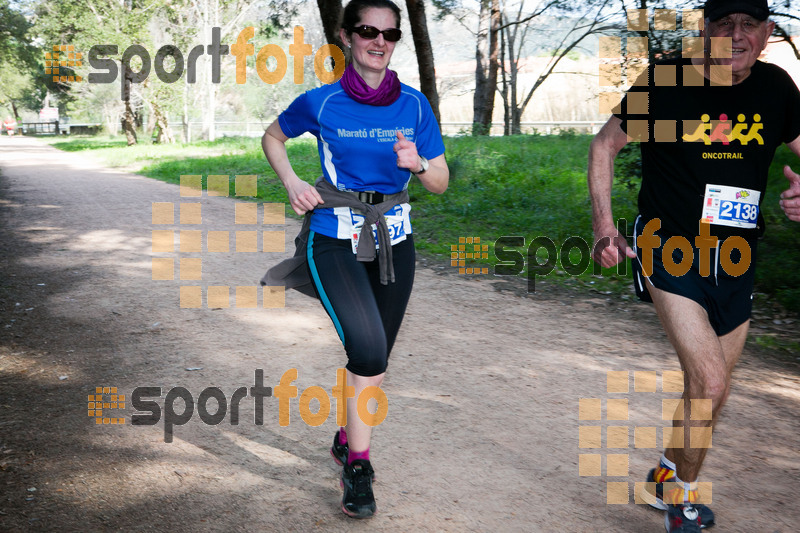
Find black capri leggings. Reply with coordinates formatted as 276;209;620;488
306;231;416;377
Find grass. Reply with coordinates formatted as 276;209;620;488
752;333;800;354
39;133;800;313
407;131;639;297
39;134;318;207
753;147;800;313
41;135;260;171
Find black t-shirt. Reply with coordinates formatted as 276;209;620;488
614;58;800;241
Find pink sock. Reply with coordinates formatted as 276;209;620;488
347;448;369;465
338;427;347;445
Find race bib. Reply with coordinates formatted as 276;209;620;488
349;206;407;254
701;184;760;229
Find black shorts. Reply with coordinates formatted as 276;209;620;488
632;216;757;336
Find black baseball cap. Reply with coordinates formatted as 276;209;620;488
704;0;770;21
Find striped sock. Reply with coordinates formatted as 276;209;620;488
656;456;700;505
653;454;677;482
683;481;699;504
664;483;699;504
338;427;347;445
348;448;369;465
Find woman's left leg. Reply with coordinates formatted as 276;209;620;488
345;235;416;454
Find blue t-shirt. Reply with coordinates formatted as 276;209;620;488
278;81;445;242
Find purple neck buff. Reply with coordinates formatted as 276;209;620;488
340;63;401;106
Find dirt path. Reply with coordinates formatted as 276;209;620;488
1;135;798;532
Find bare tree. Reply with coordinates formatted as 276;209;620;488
160;0;258;141
473;0;500;135
317;0;345;51
771;0;800;61
497;0;616;135
405;0;441;124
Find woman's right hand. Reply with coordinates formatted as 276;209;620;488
285;177;324;215
262;121;325;216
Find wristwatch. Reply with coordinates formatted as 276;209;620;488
414;156;429;175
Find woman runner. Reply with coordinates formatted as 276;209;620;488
261;0;448;518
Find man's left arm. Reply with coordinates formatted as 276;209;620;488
780;135;800;222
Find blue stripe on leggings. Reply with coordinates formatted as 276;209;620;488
307;231;345;343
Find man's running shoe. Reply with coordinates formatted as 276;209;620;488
640;469;715;528
340;459;376;519
330;430;348;466
665;503;703;532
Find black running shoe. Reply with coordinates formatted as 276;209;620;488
340;459;376;519
640;469;715;529
330;430;348;466
665;503;703;532
641;467;675;510
330;431;375;481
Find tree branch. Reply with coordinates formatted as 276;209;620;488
518;0;615;112
496;0;560;32
773;22;800;61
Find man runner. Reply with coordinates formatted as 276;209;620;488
588;0;800;531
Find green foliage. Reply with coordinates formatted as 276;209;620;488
30;0;159;119
756;146;800;313
406;134;638;295
410;135;598;241
0;65;38;115
0;0;39;116
431;0;460;10
30;0;316;135
0;0;35;67
431;0;462;20
259;0;302;38
752;334;800;354
471;122;491;136
557;128;579;140
33;0;153;51
614;143;642;191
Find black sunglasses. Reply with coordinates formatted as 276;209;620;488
350;25;402;42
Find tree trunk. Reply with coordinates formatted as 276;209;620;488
317;0;344;50
121;63;138;146
499;17;509;136
123;97;138;146
503;20;520;135
103;107;116;136
152;101;175;144
472;0;499;135
183;77;190;143
206;78;216;142
405;0;441;125
200;0;216;142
